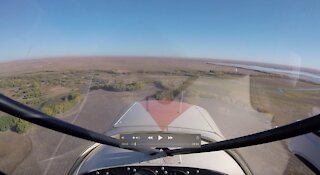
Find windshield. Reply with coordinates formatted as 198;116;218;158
0;1;320;175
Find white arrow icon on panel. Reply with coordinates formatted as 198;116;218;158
158;135;163;141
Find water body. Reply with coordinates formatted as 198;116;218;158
208;62;320;84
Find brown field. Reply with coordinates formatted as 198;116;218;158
250;76;320;126
0;57;319;175
0;132;31;174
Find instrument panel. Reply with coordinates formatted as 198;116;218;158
85;166;226;175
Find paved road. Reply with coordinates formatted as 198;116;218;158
13;88;156;175
12;77;314;175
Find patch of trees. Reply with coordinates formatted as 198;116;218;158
154;76;198;100
0;77;44;106
0;116;31;134
41;91;81;116
91;81;145;92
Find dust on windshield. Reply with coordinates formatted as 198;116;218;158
0;58;320;174
1;1;320;175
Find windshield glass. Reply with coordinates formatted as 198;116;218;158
0;1;319;175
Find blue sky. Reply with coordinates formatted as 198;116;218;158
0;0;319;68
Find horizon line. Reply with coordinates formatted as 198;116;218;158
0;54;319;72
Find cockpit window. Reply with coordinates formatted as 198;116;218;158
0;1;319;175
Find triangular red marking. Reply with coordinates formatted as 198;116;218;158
140;100;192;130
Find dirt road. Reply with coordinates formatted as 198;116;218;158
8;74;315;175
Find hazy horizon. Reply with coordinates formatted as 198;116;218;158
1;55;319;73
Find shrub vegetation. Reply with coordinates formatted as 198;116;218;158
91;81;145;92
0;116;31;134
41;91;81;116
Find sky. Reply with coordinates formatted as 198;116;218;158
0;0;320;68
